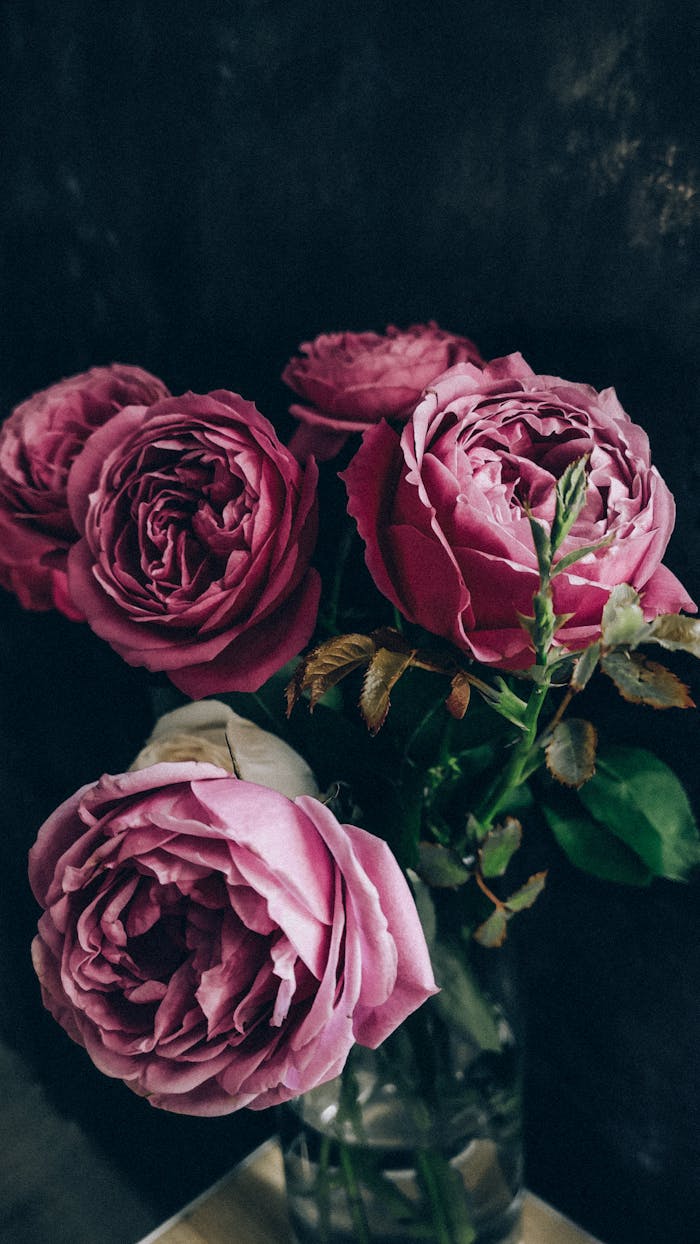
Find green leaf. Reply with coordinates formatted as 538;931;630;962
570;642;600;691
646;613;700;659
551;455;589;551
478;818;522;877
541;802;653;886
550;533;614;578
601;651;694;709
545;718;597;788
417;842;471;888
473;908;509;948
504;870;547;912
578;745;700;880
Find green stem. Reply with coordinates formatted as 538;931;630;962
316;1134;333;1244
339;1143;372;1244
320;522;355;636
475;676;551;831
416;1149;477;1244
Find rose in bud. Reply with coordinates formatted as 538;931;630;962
66;391;321;696
343;353;696;668
0;365;170;617
283;322;483;461
29;766;437;1115
131;700;319;798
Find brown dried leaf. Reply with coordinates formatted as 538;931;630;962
445;671;472;719
286;633;376;714
602;651;695;710
360;647;415;734
546;718;598;788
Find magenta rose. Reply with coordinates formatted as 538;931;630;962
342;353;696;668
0;365;170;618
29;764;437;1116
283;321;484;461
66;390;321;696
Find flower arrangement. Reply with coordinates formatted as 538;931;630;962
3;324;699;1241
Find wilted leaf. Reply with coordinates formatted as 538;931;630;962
445;670;471;719
286;633;376;714
546;718;597;787
541;803;652;886
417;842;471;888
601;584;646;647
473;907;509;948
570;643;600;691
479;818;522;878
504;871;547;912
578;745;700;881
360;646;414;733
646;613;700;659
602;651;694;709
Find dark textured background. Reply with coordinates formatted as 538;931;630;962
1;2;698;1242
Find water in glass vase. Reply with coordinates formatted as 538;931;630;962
280;1002;522;1244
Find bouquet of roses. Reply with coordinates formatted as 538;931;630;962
2;324;698;1240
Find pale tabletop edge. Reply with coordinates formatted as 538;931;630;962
137;1137;605;1244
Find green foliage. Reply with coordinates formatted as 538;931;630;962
478;819;522;878
541;801;653;886
578;746;700;881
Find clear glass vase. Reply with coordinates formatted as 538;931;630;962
280;962;522;1244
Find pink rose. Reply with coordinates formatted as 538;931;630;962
66;390;321;696
342;353;696;668
283;322;484;461
29;765;437;1116
0;365;170;618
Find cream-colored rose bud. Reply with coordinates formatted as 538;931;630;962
130;700;319;799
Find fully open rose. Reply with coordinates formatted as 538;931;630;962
29;765;437;1115
66;390;321;696
0;364;169;618
343;353;696;668
283;322;483;461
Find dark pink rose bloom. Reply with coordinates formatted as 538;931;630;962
283;322;484;461
29;764;437;1116
66;390;321;696
0;365;170;618
342;353;696;669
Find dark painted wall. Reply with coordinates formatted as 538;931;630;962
1;3;698;1241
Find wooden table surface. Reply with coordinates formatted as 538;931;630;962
138;1138;604;1244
